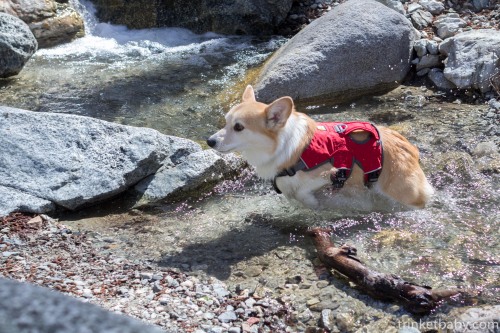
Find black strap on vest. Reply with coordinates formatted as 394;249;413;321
272;124;383;194
272;160;307;194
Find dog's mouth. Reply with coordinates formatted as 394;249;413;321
214;148;233;154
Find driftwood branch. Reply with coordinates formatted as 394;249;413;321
307;228;461;314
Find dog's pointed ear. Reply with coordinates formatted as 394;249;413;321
265;96;293;130
242;85;256;102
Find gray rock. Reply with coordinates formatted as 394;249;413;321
426;39;439;55
414;39;428;57
212;284;230;299
419;0;445;15
416;54;441;71
472;0;492;12
217;311;237;323
255;0;418;105
434;13;467;39
416;68;431;76
407;3;422;13
0;106;211;212
0;12;37;78
0;278;166;333
320;309;334;329
90;0;293;36
375;0;406;14
410;9;433;30
134;150;242;205
439;29;500;92
0;185;55;217
489;98;500;111
428;68;456;90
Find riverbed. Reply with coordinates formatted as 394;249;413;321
0;1;498;331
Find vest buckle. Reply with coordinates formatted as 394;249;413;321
331;169;348;189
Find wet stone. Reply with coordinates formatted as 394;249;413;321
244;266;262;277
316;280;329;289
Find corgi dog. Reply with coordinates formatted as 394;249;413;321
207;85;434;210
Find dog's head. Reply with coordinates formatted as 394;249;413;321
206;85;294;160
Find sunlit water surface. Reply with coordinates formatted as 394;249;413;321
1;0;498;310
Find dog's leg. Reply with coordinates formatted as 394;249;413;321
295;190;321;209
276;168;331;209
377;127;434;208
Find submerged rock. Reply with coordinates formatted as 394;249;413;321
254;0;417;105
0;106;241;216
0;13;37;78
426;305;500;333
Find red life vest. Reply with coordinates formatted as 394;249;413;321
300;121;383;183
273;121;383;193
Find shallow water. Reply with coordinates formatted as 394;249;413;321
1;0;499;320
0;0;283;142
59;87;499;308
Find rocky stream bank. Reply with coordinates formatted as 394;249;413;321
0;0;499;332
1;83;499;332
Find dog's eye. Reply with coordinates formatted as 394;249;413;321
233;123;244;132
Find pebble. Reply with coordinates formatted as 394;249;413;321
316;280;329;289
218;311;237;323
82;289;93;298
306;298;321;306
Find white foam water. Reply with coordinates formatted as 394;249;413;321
36;0;232;60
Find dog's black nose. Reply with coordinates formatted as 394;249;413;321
206;138;216;148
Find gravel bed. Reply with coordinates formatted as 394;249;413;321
0;214;296;333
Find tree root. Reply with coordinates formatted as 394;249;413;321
307;227;461;314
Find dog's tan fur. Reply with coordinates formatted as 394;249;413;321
208;86;433;210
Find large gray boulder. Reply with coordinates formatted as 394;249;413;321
0;278;167;333
440;29;500;93
89;0;293;36
0;0;84;48
254;0;418;105
0;185;55;217
0;106;241;216
0;12;37;78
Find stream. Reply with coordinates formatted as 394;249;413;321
1;0;498;329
